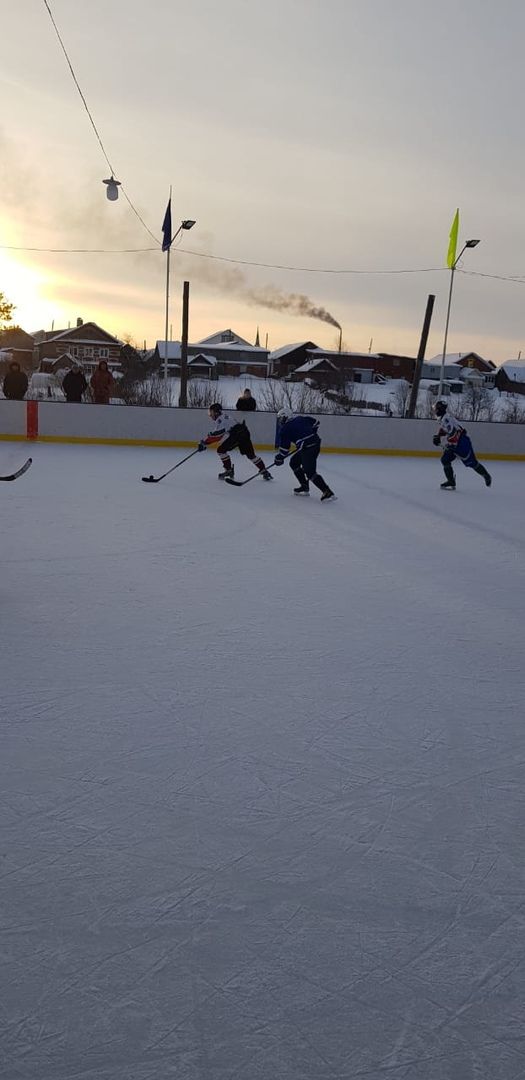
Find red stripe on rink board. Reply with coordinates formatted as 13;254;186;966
26;401;38;440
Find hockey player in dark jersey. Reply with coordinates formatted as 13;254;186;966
274;409;335;501
198;403;272;480
433;399;492;490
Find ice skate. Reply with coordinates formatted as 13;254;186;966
440;479;456;490
294;484;310;495
218;465;234;480
320;489;336;502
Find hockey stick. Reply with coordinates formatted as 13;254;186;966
0;457;32;482
224;450;293;487
142;448;200;483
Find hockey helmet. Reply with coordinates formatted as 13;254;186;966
277;407;289;423
434;399;447;418
208;402;222;418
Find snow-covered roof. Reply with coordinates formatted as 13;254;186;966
45;322;121;345
427;351;495;368
294;357;338;373
198;342;267;353
198;329;252;347
498;361;525;381
155;341;182;360
308;347;381;359
188;353;217;366
269;342;317;361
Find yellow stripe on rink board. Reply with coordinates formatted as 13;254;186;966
0;432;524;460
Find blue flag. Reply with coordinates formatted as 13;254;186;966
161;199;172;252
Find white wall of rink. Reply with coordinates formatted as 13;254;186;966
1;399;525;457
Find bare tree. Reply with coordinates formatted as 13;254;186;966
257;379;323;414
187;380;223;409
454;385;497;422
390;379;411;417
502;394;525;423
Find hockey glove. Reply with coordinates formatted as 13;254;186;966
432;435;441;447
274;453;285;466
197;441;207;452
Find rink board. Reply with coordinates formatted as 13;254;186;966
1;399;525;458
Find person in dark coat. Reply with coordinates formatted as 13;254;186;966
236;388;257;411
62;365;88;403
3;361;28;401
90;360;114;405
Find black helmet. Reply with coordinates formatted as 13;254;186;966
434;399;447;418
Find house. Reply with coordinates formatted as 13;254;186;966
268;342;319;378
188;354;218;380
35;319;123;376
291;349;416;385
426;352;496;377
152;334;269;377
0;327;36;372
495;361;525;396
197;329;253;347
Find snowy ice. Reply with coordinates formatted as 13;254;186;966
1;443;525;1080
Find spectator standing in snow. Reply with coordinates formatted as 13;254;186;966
3;360;28;401
236;388;257;411
62;365;88;403
90;360;114;405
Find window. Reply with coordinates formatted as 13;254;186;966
83;347;94;357
70;345;78;356
99;347;109;358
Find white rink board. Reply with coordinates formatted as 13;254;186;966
2;399;525;455
1;442;524;1080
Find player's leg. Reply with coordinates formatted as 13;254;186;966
440;446;456;488
238;425;272;479
457;434;491;486
289;448;309;493
302;440;335;500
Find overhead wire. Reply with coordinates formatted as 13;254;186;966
42;0;160;246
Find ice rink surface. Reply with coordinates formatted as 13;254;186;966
1;441;524;1080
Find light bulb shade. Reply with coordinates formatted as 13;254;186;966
465;239;480;248
103;176;121;201
181;219;196;230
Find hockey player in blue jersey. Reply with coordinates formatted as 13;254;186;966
274;409;336;501
433;399;492;490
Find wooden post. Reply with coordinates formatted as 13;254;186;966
178;281;190;407
406;294;435;419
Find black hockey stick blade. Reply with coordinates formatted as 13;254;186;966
224;451;293;488
141;447;201;484
0;457;32;482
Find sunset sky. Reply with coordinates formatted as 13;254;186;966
2;0;525;361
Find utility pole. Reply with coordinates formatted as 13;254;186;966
406;294;435;419
178;281;190;407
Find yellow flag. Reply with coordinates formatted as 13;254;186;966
447;209;459;269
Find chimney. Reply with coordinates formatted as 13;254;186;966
76;317;83;328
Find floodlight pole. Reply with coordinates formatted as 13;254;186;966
163;215;196;384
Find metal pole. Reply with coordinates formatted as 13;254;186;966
163;245;171;382
407;294;435;418
179;281;190;408
163;186;172;383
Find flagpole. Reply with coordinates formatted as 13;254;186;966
438;265;455;397
163;185;172;384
